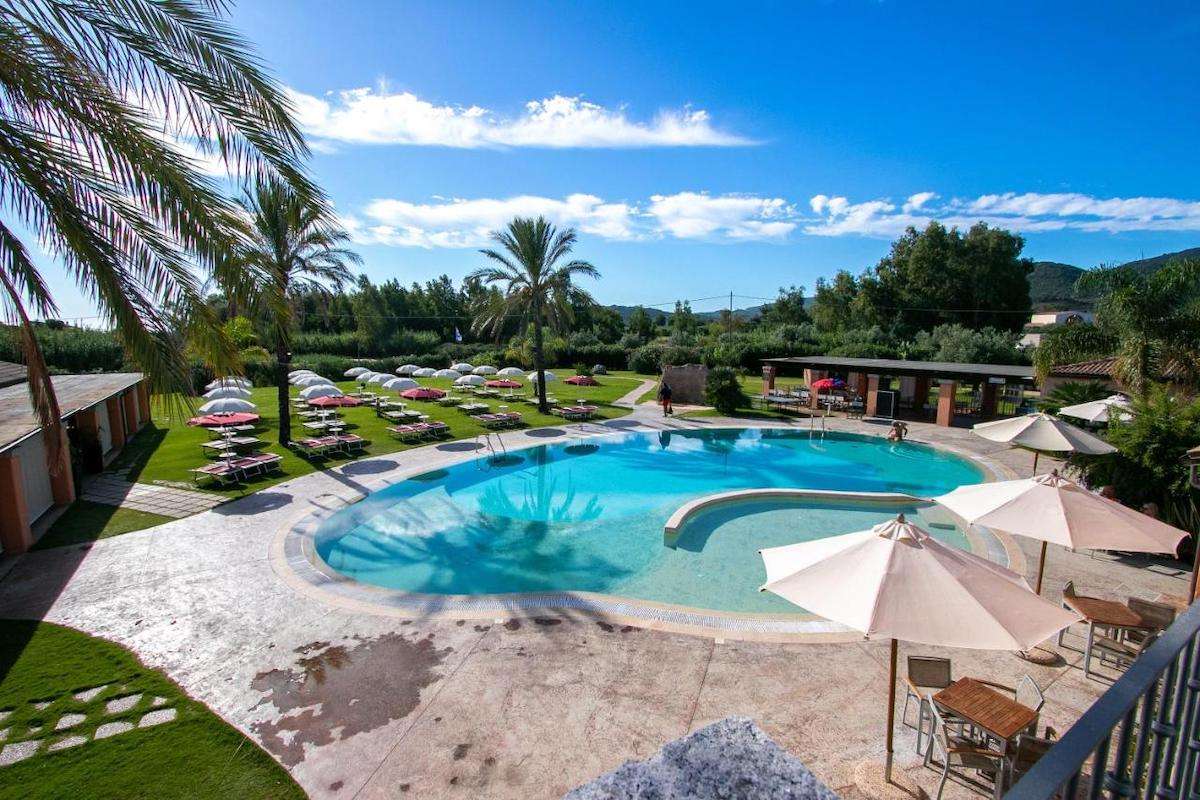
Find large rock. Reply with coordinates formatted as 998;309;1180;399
564;716;839;800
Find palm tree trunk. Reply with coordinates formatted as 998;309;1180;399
532;300;548;414
276;336;291;446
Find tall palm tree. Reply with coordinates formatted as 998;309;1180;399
1;0;319;468
469;217;599;413
237;177;360;445
1076;259;1200;395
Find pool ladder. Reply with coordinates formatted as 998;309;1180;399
476;432;508;468
809;411;826;439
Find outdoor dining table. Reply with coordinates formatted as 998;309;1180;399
458;402;489;413
932;678;1039;799
1058;593;1147;677
201;436;262;454
209;424;255;436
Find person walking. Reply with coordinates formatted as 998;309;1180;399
658;381;674;416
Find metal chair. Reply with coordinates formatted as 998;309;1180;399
1006;733;1056;792
903;656;952;757
927;702;1006;800
1127;597;1176;644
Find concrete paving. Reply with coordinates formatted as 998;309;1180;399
0;405;1190;799
80;473;225;518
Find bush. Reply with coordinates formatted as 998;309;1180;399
1037;381;1111;415
1;324;127;373
705;366;748;414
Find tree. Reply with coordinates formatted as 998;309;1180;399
671;301;699;342
1076;258;1200;394
1036;381;1112;415
759;285;809;326
1;0;316;467
705;366;748;414
811;271;861;332
238;178;360;445
626;306;654;341
469;217;599;413
1031;322;1117;382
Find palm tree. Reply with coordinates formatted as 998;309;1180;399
237;178;360;445
1076;259;1200;395
1;0;318;467
469;218;599;413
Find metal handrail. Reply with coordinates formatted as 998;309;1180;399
1005;598;1200;800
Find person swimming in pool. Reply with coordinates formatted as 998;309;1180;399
887;420;909;442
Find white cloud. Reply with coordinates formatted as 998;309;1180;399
285;86;752;148
805;191;1200;236
648;192;795;239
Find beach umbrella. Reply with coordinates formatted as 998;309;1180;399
293;374;333;388
497;367;525;377
396;364;420;376
528;370;557;383
198;397;256;414
810;377;846;391
972;412;1116;472
434;369;462;379
368;372;394;385
400;387;447;400
299;384;344;400
486;379;521;389
383;377;418;391
188;411;260;427
760;515;1079;783
413;367;437;378
455;374;486;387
206;377;251;390
450;362;474;373
472;365;498;375
344;367;369;378
564;375;599;386
203;386;252;400
287;370;312;379
1058;395;1132;425
935;470;1188;594
357;371;379;385
308;395;362;408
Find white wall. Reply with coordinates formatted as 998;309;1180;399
96;401;113;453
14;434;54;521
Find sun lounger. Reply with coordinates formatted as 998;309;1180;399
387;424;425;442
334;434;368;454
189;462;239;486
553;405;599;421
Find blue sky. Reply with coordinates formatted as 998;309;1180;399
47;1;1200;319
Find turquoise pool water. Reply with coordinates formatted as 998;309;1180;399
314;428;984;614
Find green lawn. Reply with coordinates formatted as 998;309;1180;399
113;372;648;498
33;502;174;551
0;620;303;800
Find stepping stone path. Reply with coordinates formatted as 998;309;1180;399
81;474;223;517
0;687;179;768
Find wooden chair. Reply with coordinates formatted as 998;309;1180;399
928;703;1006;800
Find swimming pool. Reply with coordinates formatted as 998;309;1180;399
313;428;986;615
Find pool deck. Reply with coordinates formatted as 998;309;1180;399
0;404;1191;799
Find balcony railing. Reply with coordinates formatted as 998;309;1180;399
1005;599;1200;800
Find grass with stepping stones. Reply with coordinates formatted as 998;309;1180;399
32;502;174;551
0;619;304;799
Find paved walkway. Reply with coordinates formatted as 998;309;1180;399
612;377;657;407
0;409;1189;799
79;474;224;518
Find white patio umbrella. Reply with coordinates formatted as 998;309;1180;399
434;369;462;380
760;515;1079;783
528;370;557;383
368;372;393;385
396;364;420;376
198;397;256;414
203;386;252;400
935;471;1188;594
383;377;418;391
292;374;333;388
472;365;498;375
344;367;369;378
450;362;474;373
497;367;525;377
357;371;379;385
206;377;251;390
1058;395;1132;425
286;370;312;380
299;384;344;400
455;374;486;387
413;367;437;378
972;412;1116;472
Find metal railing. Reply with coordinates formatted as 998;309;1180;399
1006;599;1200;800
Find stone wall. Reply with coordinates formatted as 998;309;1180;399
660;364;709;405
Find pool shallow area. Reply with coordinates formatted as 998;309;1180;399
313;428;986;615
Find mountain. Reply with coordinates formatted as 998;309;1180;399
1029;246;1200;309
607;303;766;322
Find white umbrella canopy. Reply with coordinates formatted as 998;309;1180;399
413;367;437;378
450;362;474;373
286;370;312;380
202;386;252;400
528;370;557;383
383;377;418;391
292;374;333;388
455;374;486;386
935;471;1188;593
497;367;525;377
299;384;344;400
396;364;420;376
434;369;462;379
368;372;394;385
972;412;1116;471
344;367;369;378
357;371;379;384
760;514;1080;782
206;377;251;390
198;398;256;414
1058;395;1132;424
472;365;498;375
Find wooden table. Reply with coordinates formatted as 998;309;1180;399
1060;594;1146;678
933;678;1038;799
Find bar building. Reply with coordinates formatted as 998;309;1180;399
0;366;149;554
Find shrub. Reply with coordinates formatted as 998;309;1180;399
1;324;127;373
628;344;663;374
1036;381;1112;415
573;362;591;377
705;366;748;414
